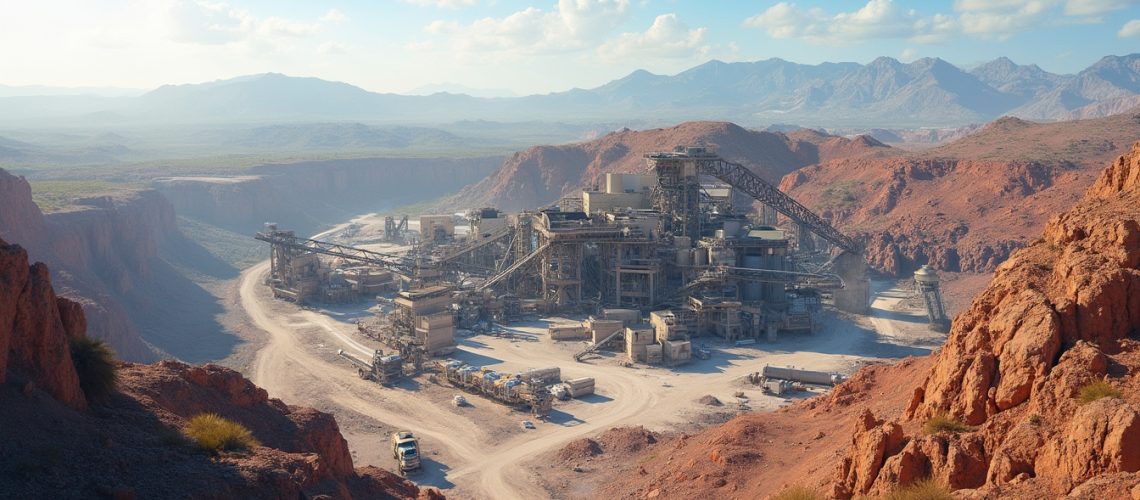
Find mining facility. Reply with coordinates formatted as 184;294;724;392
255;146;875;413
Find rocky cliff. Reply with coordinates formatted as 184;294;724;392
448;121;892;212
0;239;436;498
836;140;1140;498
595;141;1140;499
0;168;242;363
0;238;87;409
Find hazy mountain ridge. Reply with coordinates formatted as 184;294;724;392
1;55;1138;128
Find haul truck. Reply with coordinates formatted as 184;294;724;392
391;431;421;476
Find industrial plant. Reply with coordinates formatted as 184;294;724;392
254;146;941;412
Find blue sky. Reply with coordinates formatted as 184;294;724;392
2;1;1139;95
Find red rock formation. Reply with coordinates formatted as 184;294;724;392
593;141;1140;500
0;242;435;498
834;141;1140;497
450;121;891;211
0;238;86;408
782;112;1140;277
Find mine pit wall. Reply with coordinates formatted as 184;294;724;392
155;156;503;234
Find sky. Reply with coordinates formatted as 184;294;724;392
2;0;1140;96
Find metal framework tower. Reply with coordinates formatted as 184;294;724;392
914;265;950;332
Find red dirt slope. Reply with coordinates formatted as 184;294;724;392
449;121;891;211
783;113;1140;276
0;237;439;499
596;141;1140;499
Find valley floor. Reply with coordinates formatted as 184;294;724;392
201;216;976;499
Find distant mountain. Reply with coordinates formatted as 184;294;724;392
1008;54;1140;119
203;122;468;150
2;55;1139;128
969;56;1068;102
408;83;517;98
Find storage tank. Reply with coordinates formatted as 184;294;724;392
693;248;708;266
761;365;844;386
742;255;764;302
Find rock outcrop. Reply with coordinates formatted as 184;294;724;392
834;141;1140;497
0;238;86;408
596;141;1140;500
0;240;436;498
0;168;238;362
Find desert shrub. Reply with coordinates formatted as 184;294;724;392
184;414;260;453
884;479;954;500
1028;413;1042;426
1078;379;1122;404
923;413;972;435
771;484;823;500
69;337;118;402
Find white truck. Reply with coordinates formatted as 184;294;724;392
390;431;421;476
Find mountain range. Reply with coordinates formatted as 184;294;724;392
1;55;1138;128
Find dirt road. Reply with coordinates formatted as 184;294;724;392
238;246;936;498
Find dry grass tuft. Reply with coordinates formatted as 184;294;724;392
884;479;954;500
770;484;823;500
184;414;260;453
923;413;972;435
1078;379;1122;404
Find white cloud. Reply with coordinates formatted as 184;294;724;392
744;0;1135;43
900;47;918;61
953;0;1058;40
166;1;331;45
598;14;709;61
318;41;348;54
404;0;478;8
423;0;630;56
320;9;349;23
1120;18;1140;36
1064;0;1138;16
744;0;934;43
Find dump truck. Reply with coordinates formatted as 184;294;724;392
391;431;421;476
338;349;403;386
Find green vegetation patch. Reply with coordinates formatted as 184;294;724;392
1078;379;1122;405
184;414;260;453
923;413;972;435
818;180;862;211
30;180;142;213
69;337;119;402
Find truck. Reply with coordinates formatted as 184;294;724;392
337;349;403;386
390;431;421;476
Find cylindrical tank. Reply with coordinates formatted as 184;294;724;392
914;265;939;284
714;229;725;239
761;365;844;386
521;367;561;385
693;248;708;266
742;255;764;301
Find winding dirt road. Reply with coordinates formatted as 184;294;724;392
239;250;932;498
